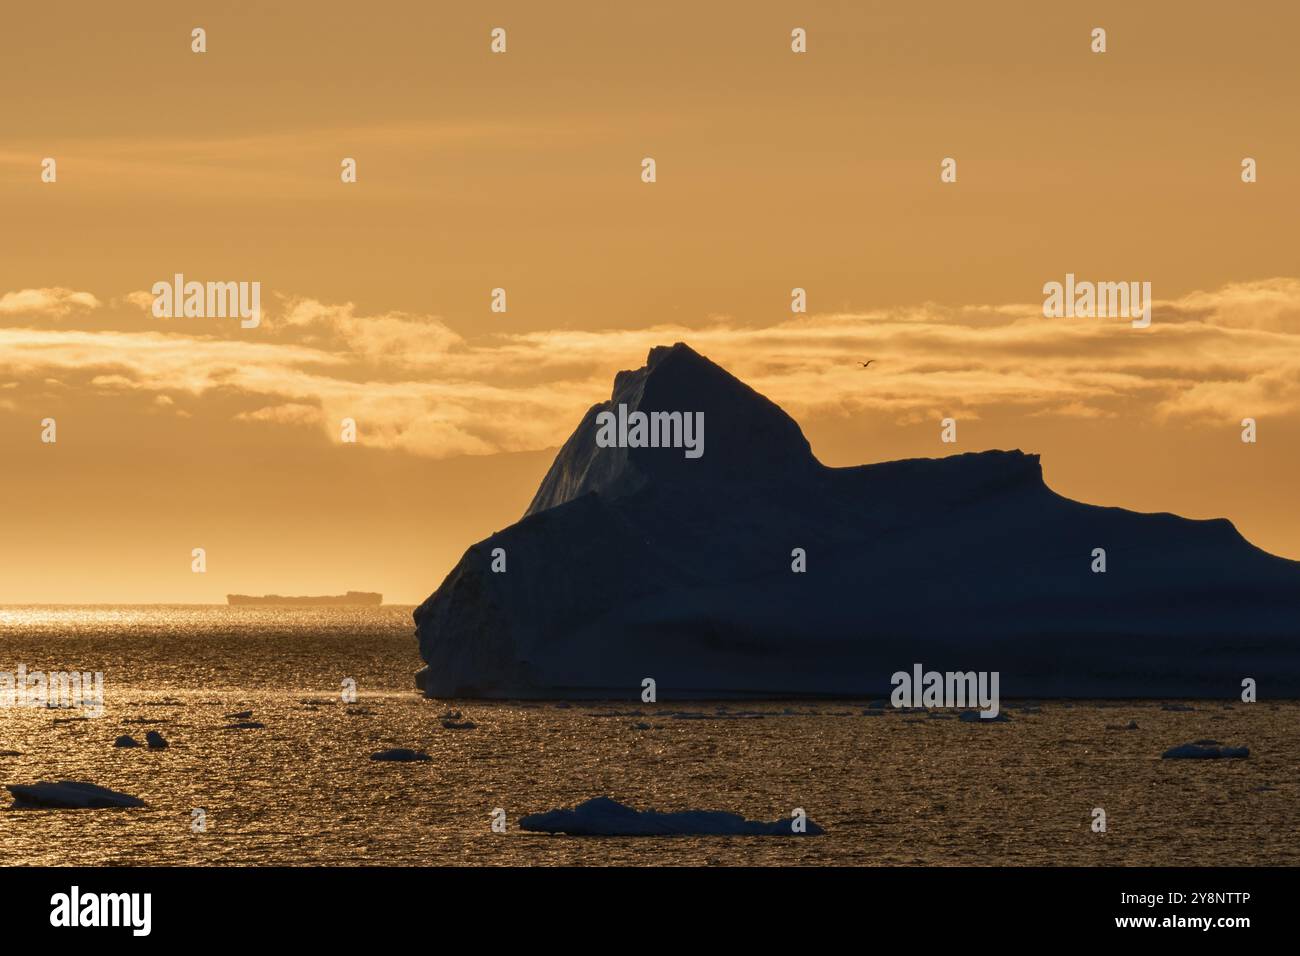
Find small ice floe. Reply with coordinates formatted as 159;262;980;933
959;711;1011;722
1161;743;1249;759
519;796;824;836
442;720;476;730
223;711;253;720
113;735;140;748
7;780;144;809
1105;720;1140;731
370;748;431;762
222;721;265;730
145;731;168;749
664;711;763;721
1161;703;1195;712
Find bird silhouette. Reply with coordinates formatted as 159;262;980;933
858;360;875;368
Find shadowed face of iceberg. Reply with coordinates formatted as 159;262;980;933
526;343;817;516
594;404;705;459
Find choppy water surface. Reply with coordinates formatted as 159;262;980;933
0;606;1295;865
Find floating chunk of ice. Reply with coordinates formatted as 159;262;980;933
370;748;431;762
519;796;824;836
1161;743;1249;759
7;780;144;809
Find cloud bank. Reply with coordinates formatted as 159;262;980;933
1;278;1296;458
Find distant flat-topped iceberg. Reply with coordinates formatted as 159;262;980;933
414;343;1300;699
228;591;381;606
520;796;823;836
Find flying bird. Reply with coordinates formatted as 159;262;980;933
858;360;875;368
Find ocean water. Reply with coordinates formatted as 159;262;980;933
0;605;1295;866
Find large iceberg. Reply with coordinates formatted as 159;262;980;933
414;343;1300;699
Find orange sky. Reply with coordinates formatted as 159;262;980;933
2;1;1298;603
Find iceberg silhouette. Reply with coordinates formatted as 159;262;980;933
414;343;1300;699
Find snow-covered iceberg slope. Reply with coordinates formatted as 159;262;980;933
519;796;823;836
414;343;1300;698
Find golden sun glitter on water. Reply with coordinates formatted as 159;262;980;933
1;606;1294;866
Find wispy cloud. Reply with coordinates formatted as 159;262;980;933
0;287;100;318
2;278;1298;458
